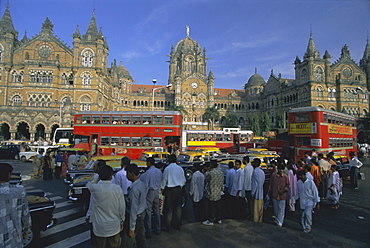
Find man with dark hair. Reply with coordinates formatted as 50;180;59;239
317;153;331;198
243;156;254;220
161;154;186;231
123;163;148;248
114;156;132;196
0;163;32;248
251;158;265;222
203;160;224;225
230;159;245;219
86;165;125;248
189;163;205;222
269;163;290;227
349;151;363;189
304;151;311;165
140;157;162;238
295;169;320;233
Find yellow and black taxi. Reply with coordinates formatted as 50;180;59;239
177;151;211;180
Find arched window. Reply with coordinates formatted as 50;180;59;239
61;73;68;84
82;72;92;85
12;95;22;106
316;86;323;98
82;49;94;67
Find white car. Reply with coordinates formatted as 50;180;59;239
19;146;59;162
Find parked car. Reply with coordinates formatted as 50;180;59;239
23;191;56;247
67;155;146;208
177;151;211;180
19;145;59;162
0;144;24;159
138;151;170;164
9;174;56;247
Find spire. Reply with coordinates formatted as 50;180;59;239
361;35;370;62
208;69;215;80
304;31;320;59
186;25;190;37
40;17;54;35
82;12;99;40
323;50;331;60
340;44;351;58
0;4;18;36
255;67;258;74
21;30;29;43
72;25;81;38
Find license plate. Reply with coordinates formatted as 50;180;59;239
74;188;82;194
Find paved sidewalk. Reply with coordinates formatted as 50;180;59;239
147;162;370;248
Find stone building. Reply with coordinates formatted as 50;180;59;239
0;6;369;142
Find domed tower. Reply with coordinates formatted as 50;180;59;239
167;26;213;126
244;68;265;112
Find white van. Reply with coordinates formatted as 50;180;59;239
19;146;59;162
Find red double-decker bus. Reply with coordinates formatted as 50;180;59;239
288;107;357;162
73;111;182;159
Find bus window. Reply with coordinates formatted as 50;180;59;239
216;134;222;141
323;113;328;123
224;134;231;141
240;134;247;141
164;116;173;124
143;116;152;124
154;116;163;124
92;115;101;124
102;116;110;124
199;133;206;141
76;116;82;124
111;137;119;145
112;116;121;124
296;137;310;146
208;133;214;141
296;113;310;122
153;137;162;146
122;116;131;124
142;137;150;146
101;136;109;145
190;133;198;141
132;116;141;124
82;115;91;124
132;137;141;146
121;137;130;146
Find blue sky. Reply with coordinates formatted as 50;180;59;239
2;0;370;89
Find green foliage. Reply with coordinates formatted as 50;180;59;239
261;112;271;133
169;103;188;115
251;115;261;136
226;113;238;127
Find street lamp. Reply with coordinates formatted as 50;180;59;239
152;80;172;111
55;99;64;127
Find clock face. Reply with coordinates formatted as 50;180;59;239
38;44;52;58
191;82;198;89
343;67;352;78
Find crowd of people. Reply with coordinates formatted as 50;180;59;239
1;146;365;248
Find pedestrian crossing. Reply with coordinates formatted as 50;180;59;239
24;185;92;248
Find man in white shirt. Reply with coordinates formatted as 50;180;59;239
86;165;125;247
295;170;320;233
161;154;186;232
114;156;132;195
68;151;79;170
189;163;205;222
230;159;245;219
243;156;254;220
349;151;363;189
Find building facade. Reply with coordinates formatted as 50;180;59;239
0;7;369;142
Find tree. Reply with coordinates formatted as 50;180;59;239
261;112;271;134
169;103;188;115
225;113;238;127
251;115;261;136
277;112;285;129
203;106;220;129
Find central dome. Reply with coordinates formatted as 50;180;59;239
246;72;265;87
